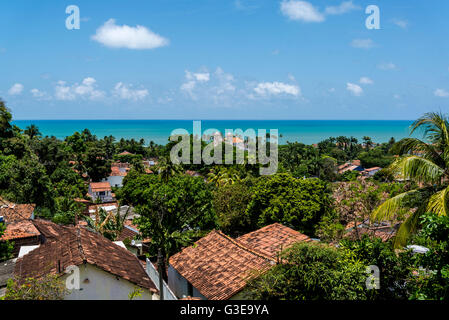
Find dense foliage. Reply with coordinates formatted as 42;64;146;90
246;173;332;235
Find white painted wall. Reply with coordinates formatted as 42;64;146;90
167;265;206;300
105;176;124;188
63;264;154;300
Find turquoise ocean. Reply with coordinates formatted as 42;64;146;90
12;120;419;146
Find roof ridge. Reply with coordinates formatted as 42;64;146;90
213;230;275;262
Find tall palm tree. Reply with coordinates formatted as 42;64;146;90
372;112;449;247
156;156;183;182
24;124;41;139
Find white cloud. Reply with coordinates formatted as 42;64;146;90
55;78;105;101
254;81;300;96
351;38;375;49
30;88;50;100
392;19;408;29
434;89;449;98
92;19;169;50
113;82;149;101
113;83;149;101
378;62;397;70
280;1;325;23
181;67;236;103
185;71;210;82
325;1;360;15
359;77;373;85
346;82;363;96
8;83;24;95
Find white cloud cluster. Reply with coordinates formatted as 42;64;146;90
55;78;105;101
359;77;373;85
434;89;449;98
346;82;363;96
254;81;300;97
181;67;236;104
280;0;324;23
8;83;24;95
280;1;359;23
378;62;397;70
392;19;408;29
325;1;360;15
113;82;149;101
30;88;50;100
92;19;169;50
351;38;375;49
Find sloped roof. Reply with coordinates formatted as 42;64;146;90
1;220;40;241
14;219;157;292
0;204;35;223
237;223;312;258
89;182;112;192
169;230;274;300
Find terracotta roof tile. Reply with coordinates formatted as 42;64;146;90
169;230;273;300
237;223;312;258
1;220;40;241
0;204;35;223
14;219;157;292
89;182;112;192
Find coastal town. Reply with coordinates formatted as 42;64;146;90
1;98;448;301
1;0;449;310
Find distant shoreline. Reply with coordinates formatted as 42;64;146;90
12;120;418;146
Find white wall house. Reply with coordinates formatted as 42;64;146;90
105;175;125;188
64;264;156;300
88;182;113;202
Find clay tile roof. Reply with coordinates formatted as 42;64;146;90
0;204;35;223
352;160;361;166
119;151;132;156
89;182;112;192
14;219;157;292
1;220;41;241
169;230;273;300
117;225;139;242
237;223;312;258
110;166;127;177
365;167;382;172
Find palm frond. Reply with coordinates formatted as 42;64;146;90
389;155;444;185
410;112;449;146
371;189;422;222
426;186;449;216
393;210;421;248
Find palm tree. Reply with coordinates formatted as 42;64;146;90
83;205;131;241
207;167;242;187
24;124;41;139
372;112;449;247
155;156;183;182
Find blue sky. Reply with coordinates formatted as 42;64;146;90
1;0;449;120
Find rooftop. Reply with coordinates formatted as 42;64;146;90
1;220;40;241
169;230;273;300
14;219;157;292
237;223;312;259
89;182;112;192
0;203;35;223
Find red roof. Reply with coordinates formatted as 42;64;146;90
1;220;40;241
237;223;312;258
0;203;35;223
169;223;311;300
169;230;273;300
14;219;157;292
89;182;112;192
